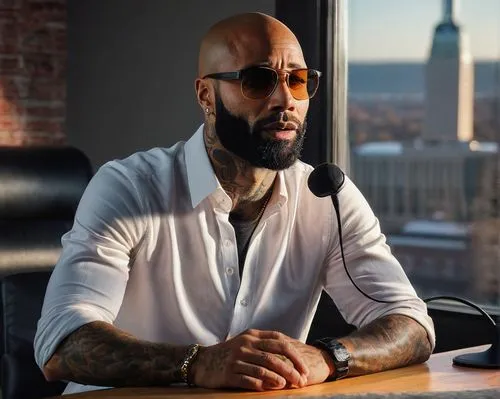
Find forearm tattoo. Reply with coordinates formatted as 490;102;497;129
341;314;432;376
44;321;188;387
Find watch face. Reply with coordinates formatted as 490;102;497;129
334;346;351;362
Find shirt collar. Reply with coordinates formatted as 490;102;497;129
185;124;290;210
275;170;288;207
185;124;220;209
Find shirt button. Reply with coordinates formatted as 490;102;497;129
240;298;248;307
224;239;231;247
226;267;234;275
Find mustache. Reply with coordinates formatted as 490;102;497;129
253;113;304;132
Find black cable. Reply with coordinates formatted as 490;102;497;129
423;295;497;327
333;195;395;304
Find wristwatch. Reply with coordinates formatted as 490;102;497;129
312;338;351;380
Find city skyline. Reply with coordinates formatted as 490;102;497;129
349;0;500;62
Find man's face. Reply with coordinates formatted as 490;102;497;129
207;24;311;170
214;91;307;170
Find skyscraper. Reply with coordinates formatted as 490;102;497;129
423;0;474;142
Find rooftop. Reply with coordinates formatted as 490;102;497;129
353;140;498;157
402;220;469;237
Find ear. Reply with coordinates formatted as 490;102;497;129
195;78;214;113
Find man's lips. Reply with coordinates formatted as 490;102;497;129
263;122;298;131
266;129;296;140
262;122;298;140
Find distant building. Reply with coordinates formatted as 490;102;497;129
387;219;498;304
351;140;497;227
350;1;499;306
351;0;493;228
387;220;472;298
469;218;500;303
422;0;474;142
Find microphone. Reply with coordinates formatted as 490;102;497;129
308;162;500;369
307;162;345;198
307;162;394;304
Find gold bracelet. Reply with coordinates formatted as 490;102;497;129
180;344;200;385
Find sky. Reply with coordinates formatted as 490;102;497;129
348;0;500;62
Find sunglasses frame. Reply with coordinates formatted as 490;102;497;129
202;66;322;100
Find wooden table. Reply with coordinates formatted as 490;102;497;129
60;346;500;398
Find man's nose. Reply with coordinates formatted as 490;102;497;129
268;76;296;111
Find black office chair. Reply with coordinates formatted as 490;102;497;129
0;146;92;399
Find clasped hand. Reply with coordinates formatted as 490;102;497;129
189;329;334;391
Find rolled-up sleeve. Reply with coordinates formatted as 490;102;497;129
34;162;148;369
323;176;436;350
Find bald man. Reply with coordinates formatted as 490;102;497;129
35;13;434;395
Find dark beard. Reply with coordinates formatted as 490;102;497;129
213;95;306;170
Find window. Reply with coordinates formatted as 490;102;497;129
348;0;500;308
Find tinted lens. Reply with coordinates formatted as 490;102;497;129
288;69;320;100
241;67;278;99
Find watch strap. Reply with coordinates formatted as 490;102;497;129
312;338;350;381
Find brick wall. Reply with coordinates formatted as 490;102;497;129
0;0;66;146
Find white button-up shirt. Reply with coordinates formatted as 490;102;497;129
35;125;435;395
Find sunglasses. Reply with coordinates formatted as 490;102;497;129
202;66;322;100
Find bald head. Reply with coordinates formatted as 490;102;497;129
198;12;304;77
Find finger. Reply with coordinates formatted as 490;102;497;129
243;350;304;387
248;331;309;375
257;339;310;377
245;329;286;340
233;361;286;389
